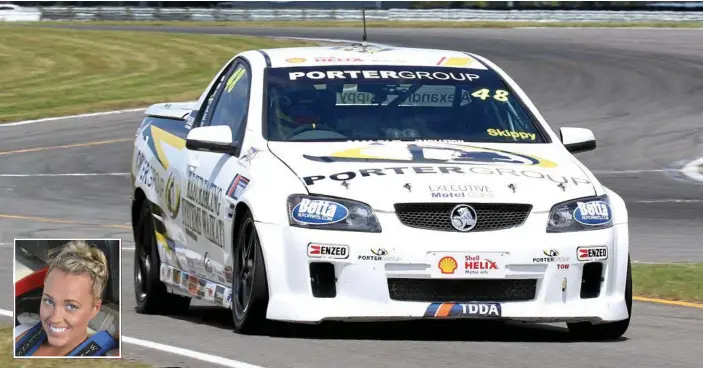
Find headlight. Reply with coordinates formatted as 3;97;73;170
287;194;382;233
546;195;613;233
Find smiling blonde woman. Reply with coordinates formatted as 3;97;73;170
14;240;119;357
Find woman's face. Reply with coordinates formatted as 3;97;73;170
39;269;101;350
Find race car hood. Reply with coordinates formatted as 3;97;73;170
268;141;597;212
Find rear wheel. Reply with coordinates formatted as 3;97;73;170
134;199;191;315
567;255;632;341
231;210;270;334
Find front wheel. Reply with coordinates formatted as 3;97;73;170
231;210;270;335
567;255;632;341
133;199;191;315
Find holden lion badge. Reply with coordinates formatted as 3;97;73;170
450;204;478;232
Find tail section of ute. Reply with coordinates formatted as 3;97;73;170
131;101;196;316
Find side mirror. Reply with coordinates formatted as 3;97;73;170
560;127;596;154
185;125;240;155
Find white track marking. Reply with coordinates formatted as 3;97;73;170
0;308;267;368
634;199;703;204
592;169;680;174
1;108;147;127
0;173;129;177
121;336;267;368
681;157;703;182
122;247;135;251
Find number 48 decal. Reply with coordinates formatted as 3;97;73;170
471;88;509;102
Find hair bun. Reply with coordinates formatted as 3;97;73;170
47;240;110;300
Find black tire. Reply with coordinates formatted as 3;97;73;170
567;255;632;341
134;199;191;315
231;210;270;334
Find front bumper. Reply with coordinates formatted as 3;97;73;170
255;210;630;324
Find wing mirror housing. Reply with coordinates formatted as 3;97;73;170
560;127;596;154
185;125;240;155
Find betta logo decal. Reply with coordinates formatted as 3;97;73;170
292;198;349;225
573;200;612;226
438;256;458;274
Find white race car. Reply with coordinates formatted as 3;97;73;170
130;43;631;340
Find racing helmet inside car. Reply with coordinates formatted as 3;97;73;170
271;86;337;139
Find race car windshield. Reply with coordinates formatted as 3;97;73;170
263;66;547;143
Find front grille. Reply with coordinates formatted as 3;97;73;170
394;203;532;232
387;278;537;302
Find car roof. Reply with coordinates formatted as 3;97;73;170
257;44;490;70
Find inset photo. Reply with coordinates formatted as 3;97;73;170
13;239;121;358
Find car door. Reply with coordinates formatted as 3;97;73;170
181;59;253;294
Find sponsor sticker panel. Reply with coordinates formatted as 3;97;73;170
425;302;502;318
577;246;608;262
307;243;350;259
430;252;507;279
160;264;233;308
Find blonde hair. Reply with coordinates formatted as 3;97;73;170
46;240;109;301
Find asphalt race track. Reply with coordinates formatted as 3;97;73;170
1;25;702;368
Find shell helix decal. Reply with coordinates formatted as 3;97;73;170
573;200;612;226
304;143;558;168
164;171;181;219
437;256;458;274
291;198;349;225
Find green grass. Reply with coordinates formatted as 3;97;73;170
0;24;316;123
29;19;703;29
0;325;150;366
633;263;703;303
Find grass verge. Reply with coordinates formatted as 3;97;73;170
0;24;316;123
633;263;703;303
0;325;150;367
29;20;703;29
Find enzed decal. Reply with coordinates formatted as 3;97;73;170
424;302;502;318
292;198;349;225
577;246;608;262
573;200;612;226
226;174;250;200
307;243;349;259
164;171;181;219
303;143;557;168
286;57;306;63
